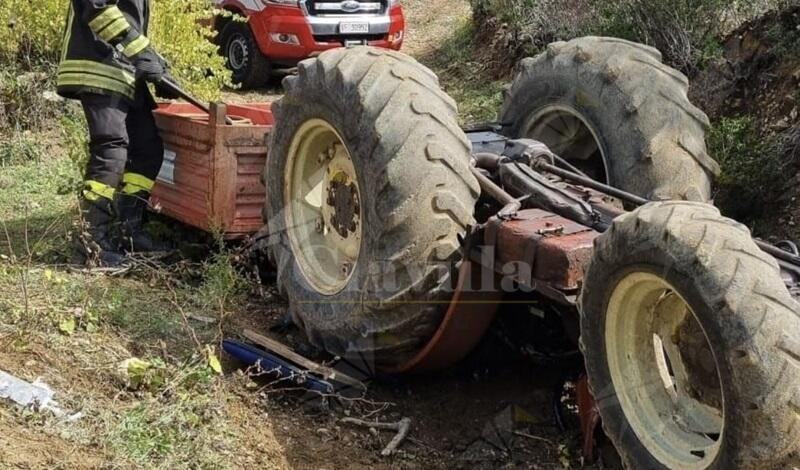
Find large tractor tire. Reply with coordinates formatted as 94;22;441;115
265;47;480;367
501;37;720;201
579;201;800;468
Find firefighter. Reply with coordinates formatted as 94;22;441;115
57;0;174;267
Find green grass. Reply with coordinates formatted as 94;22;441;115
0;122;254;468
107;375;229;469
0;134;44;166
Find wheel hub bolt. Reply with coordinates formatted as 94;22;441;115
341;263;352;277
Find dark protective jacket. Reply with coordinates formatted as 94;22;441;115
57;0;152;101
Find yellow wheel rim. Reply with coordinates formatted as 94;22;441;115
605;272;724;469
285;119;362;295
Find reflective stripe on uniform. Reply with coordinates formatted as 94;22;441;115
88;6;126;33
57;74;135;99
83;180;116;201
60;5;74;63
121;172;155;194
57;59;136;98
97;16;130;42
58;60;136;85
121;34;150;58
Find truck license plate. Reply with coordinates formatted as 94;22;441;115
340;22;369;34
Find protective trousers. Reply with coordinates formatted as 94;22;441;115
79;81;164;201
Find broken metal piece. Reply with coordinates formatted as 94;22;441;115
576;376;601;461
223;339;336;395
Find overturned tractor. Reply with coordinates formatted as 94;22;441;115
154;38;800;468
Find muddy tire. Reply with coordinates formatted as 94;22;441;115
219;20;271;89
501;37;719;201
579;201;800;468
265;47;479;367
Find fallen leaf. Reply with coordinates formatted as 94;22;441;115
118;358;154;390
206;346;222;374
58;318;76;336
121;358;152;376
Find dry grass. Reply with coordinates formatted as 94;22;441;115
0;138;291;468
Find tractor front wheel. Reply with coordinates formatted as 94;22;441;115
580;201;800;468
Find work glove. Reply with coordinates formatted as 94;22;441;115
132;48;166;83
154;74;181;100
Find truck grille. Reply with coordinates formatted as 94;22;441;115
304;0;388;16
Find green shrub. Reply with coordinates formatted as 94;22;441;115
194;240;248;315
594;0;740;73
469;0;597;58
150;1;231;100
0;0;231;100
469;0;790;73
58;111;89;194
708;117;796;219
0;0;65;67
0;67;64;131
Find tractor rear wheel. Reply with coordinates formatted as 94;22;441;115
265;47;479;367
580;201;800;468
501;37;719;201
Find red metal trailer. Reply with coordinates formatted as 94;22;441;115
151;102;273;238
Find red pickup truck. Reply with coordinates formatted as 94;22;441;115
215;0;406;88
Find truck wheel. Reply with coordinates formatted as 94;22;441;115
219;20;271;89
264;47;479;367
579;201;800;468
501;37;720;201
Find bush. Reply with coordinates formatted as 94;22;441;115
470;0;597;59
0;67;64;131
708;117;798;219
194;240;248;315
595;0;749;74
150;1;231;100
0;0;231;100
0;0;64;67
469;0;791;73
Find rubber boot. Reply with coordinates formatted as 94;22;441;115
117;192;171;254
72;197;128;267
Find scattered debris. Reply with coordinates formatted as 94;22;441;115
0;369;80;420
186;312;217;324
223;339;339;396
341;417;412;456
66;265;131;276
512;430;554;446
242;329;366;392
